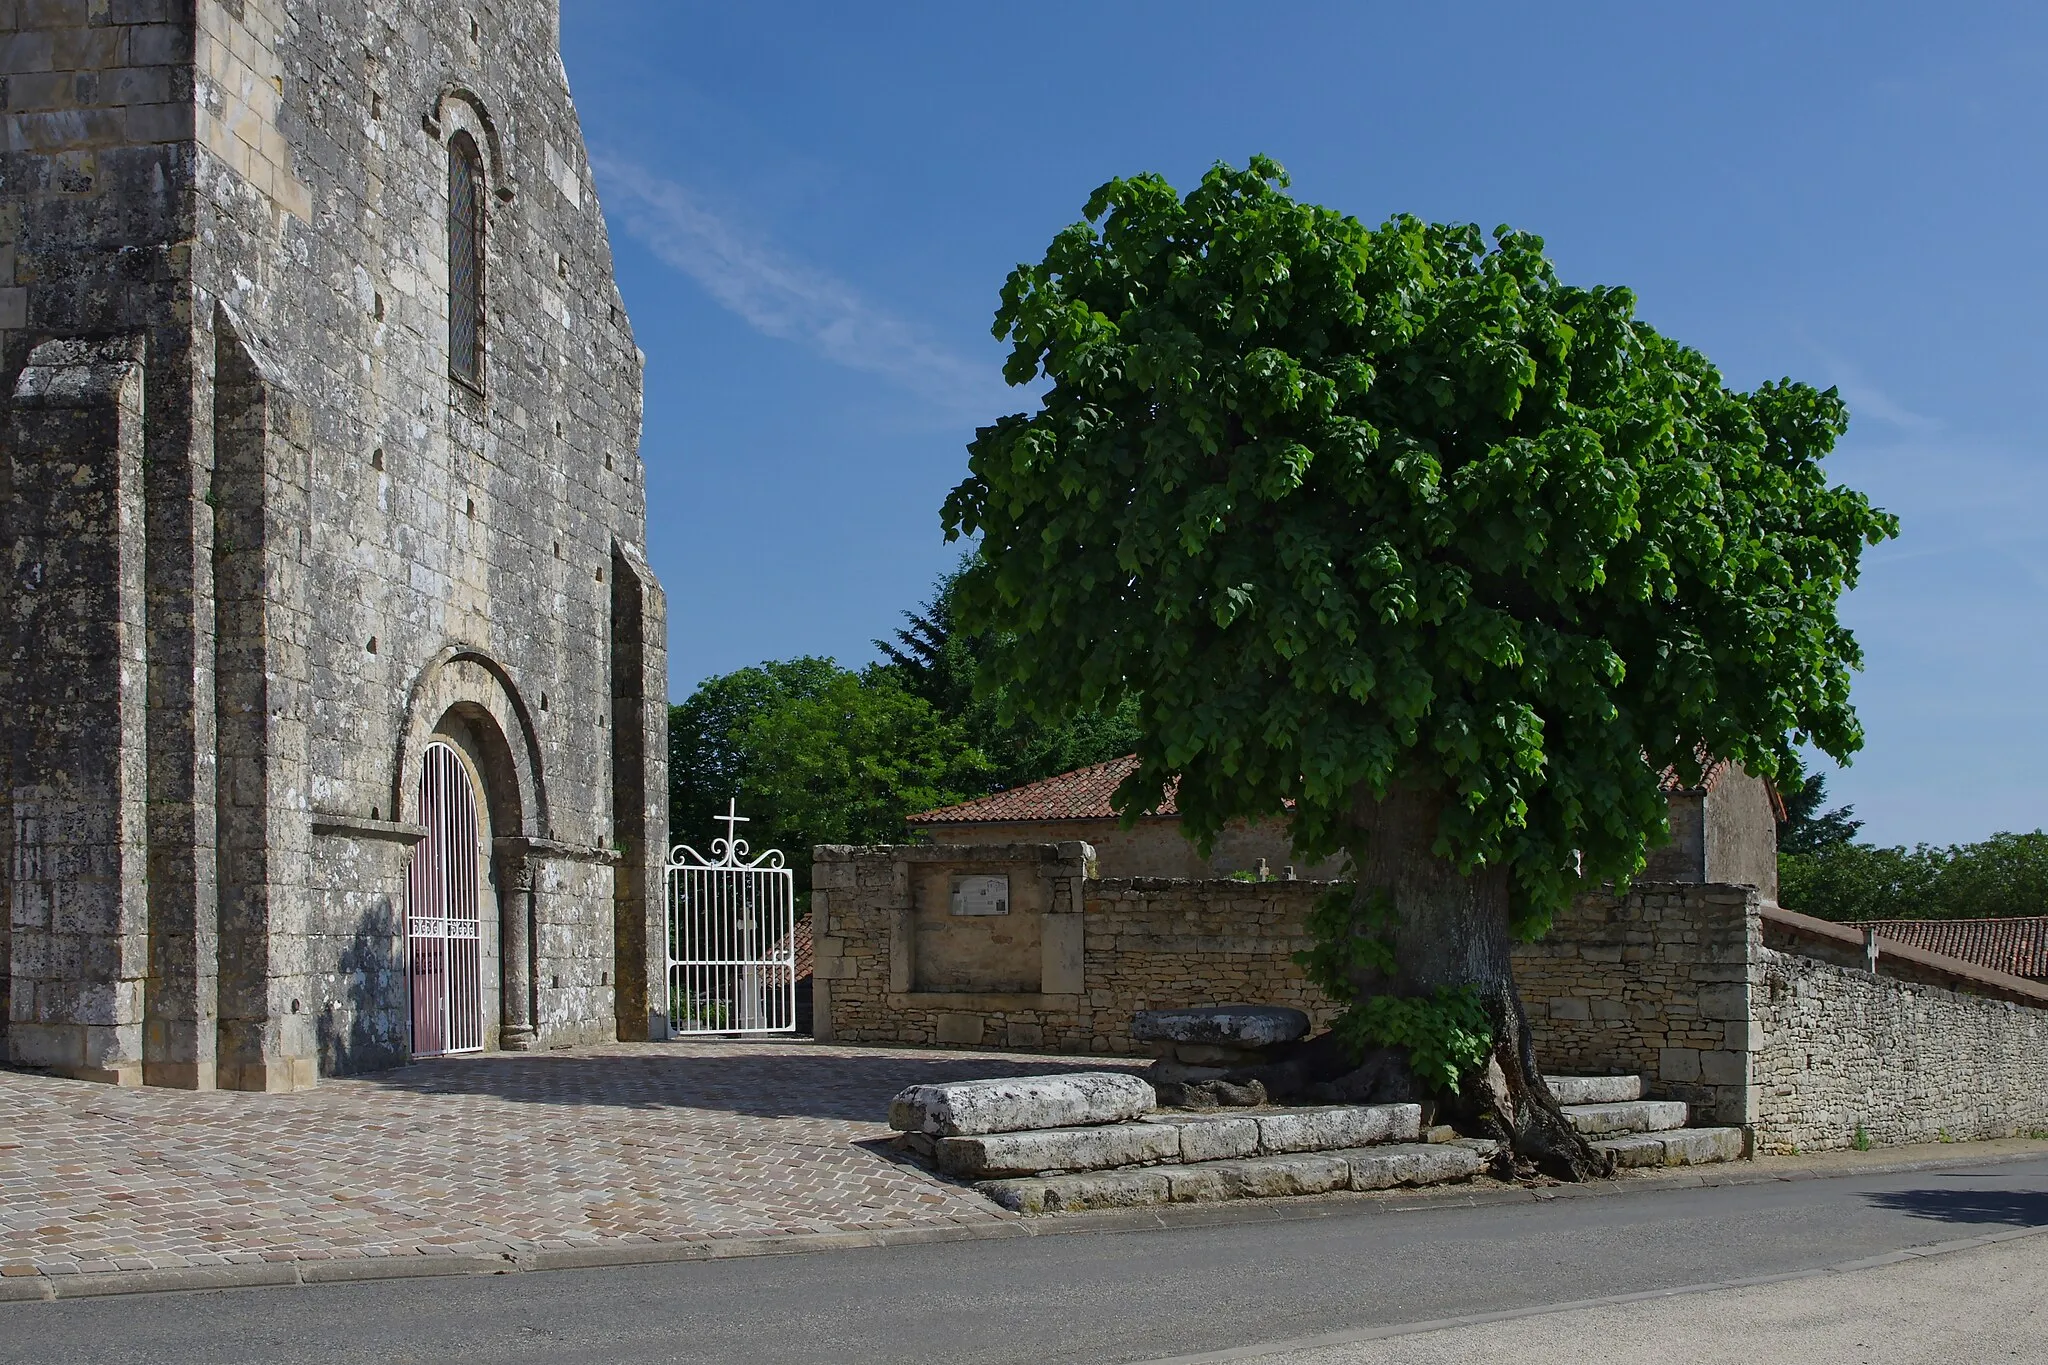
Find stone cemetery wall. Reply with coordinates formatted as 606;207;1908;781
1751;947;2048;1152
816;843;2048;1154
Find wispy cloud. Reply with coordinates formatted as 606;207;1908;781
594;156;1012;421
1793;334;1941;434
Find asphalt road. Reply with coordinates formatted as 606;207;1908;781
5;1157;2046;1365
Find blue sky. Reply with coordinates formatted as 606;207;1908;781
561;2;2047;847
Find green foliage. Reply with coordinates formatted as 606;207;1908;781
1294;884;1488;1092
1295;882;1399;990
942;156;1897;938
1852;1123;1872;1151
878;565;1143;791
1335;988;1496;1094
1776;761;1864;856
1780;830;2048;922
668;658;991;892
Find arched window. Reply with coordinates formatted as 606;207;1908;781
448;131;486;390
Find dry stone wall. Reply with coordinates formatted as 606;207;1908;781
1752;949;2048;1152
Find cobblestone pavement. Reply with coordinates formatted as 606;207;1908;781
0;1041;1140;1281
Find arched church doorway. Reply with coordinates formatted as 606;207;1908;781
407;740;486;1056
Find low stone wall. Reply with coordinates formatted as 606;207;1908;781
1752;948;2048;1152
815;842;2048;1153
810;843;1332;1054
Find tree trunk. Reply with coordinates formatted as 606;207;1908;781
1344;783;1612;1182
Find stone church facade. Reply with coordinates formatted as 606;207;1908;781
0;1;668;1089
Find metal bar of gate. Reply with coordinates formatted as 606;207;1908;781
666;803;796;1035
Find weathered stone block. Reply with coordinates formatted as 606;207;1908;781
977;1170;1173;1214
1255;1103;1421;1153
933;1013;985;1046
934;1121;1180;1178
1164;1114;1260;1162
1562;1099;1690;1136
1547;1074;1643;1105
1345;1141;1489;1189
889;1071;1156;1136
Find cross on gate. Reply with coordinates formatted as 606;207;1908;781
716;797;748;851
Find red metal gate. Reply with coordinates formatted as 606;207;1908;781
407;740;484;1057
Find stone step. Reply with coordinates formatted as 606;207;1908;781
933;1103;1422;1179
1563;1099;1691;1136
1594;1127;1745;1168
979;1140;1499;1214
1546;1074;1643;1105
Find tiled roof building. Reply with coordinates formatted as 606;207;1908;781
1867;918;2048;983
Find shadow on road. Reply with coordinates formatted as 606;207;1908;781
352;1048;1144;1121
1865;1185;2048;1228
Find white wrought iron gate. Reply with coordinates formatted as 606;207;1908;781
407;740;485;1057
667;801;796;1034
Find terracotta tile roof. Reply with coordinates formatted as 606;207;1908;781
1658;753;1787;821
913;751;1772;825
1866;917;2048;982
781;916;814;980
907;755;1176;824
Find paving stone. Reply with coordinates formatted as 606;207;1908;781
0;1041;1144;1278
889;1072;1156;1137
1254;1104;1422;1153
1546;1074;1644;1105
1563;1099;1691;1136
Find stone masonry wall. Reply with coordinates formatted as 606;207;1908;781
3;0;668;1084
814;843;1334;1054
1752;948;2048;1152
816;843;2048;1154
1511;883;1761;1126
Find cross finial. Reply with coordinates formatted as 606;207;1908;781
717;798;749;848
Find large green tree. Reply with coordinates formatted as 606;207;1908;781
943;158;1897;1177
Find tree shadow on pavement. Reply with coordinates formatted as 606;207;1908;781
353;1048;1147;1122
1864;1185;2048;1228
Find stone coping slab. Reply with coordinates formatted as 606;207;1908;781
1130;1006;1310;1048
